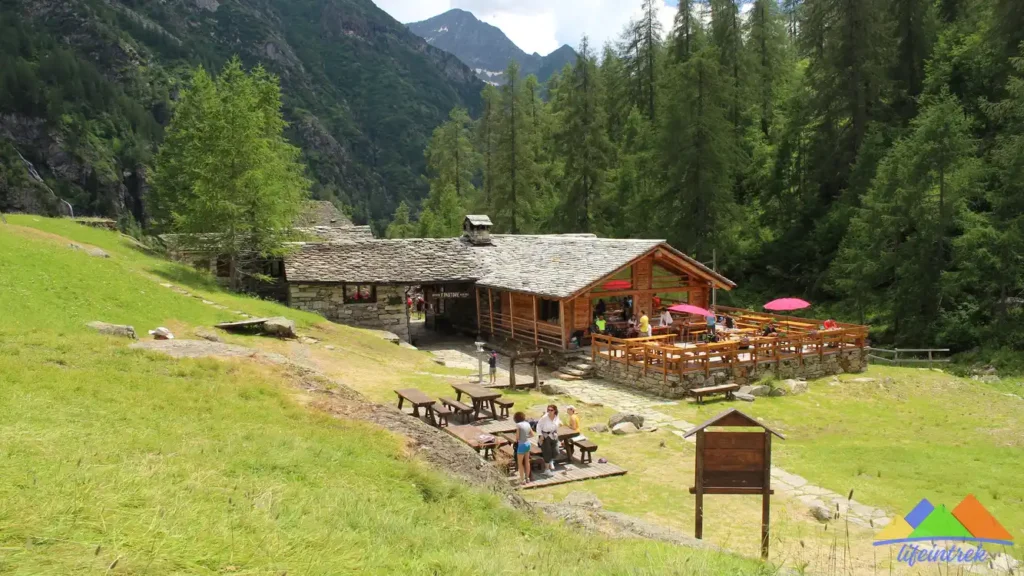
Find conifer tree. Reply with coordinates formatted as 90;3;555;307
492;60;538;233
151;57;310;290
553;37;612;233
385;201;417;238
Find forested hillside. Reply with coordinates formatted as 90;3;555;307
0;0;483;227
394;0;1024;359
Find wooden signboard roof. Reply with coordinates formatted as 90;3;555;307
682;408;786;439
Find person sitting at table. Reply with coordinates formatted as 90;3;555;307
705;312;716;337
762;321;778;337
536;405;562;472
513;411;534;484
626;315;639;338
724;315;735;330
566;405;586;441
660;308;674;327
823;318;839;330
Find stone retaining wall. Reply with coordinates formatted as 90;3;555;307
288;283;410;341
591;348;867;399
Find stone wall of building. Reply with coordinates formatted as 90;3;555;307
592;348;867;399
288;283;410;341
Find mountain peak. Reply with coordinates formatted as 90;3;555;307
408;9;577;85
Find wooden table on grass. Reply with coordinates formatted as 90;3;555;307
451;383;503;420
394;388;435;418
446;425;508;459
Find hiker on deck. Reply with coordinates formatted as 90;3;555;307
762;322;778;337
536;405;562;472
660;308;674;327
513;411;534;484
595;315;607;334
706;312;716;337
639;310;651;337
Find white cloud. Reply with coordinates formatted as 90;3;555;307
372;0;682;56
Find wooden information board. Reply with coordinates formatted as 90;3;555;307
684;409;784;559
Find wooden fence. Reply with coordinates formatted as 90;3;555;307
866;347;951;366
591;327;868;384
479;310;564;350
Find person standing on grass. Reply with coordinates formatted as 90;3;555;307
536;405;562;472
514;411;534;484
488;350;498;385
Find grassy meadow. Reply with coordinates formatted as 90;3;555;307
0;216;772;575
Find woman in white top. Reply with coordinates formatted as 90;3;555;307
660;309;674;327
536;404;562;472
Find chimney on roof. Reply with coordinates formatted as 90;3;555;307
463;215;493;246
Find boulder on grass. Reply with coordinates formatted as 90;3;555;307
783;379;809;395
612;422;639;435
734;392;756;402
87;321;137;340
541;382;569;396
588;423;610;433
608;413;645;429
809;503;835;523
262;317;296;338
194;328;223;343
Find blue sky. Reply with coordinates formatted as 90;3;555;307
373;0;679;56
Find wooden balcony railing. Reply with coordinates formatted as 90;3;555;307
480;311;564;350
591;327;868;384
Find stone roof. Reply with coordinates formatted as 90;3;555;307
474;235;663;298
284;238;480;284
284;234;736;298
465;215;492;226
297;201;353;228
297;226;374;242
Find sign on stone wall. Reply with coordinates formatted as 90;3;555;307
437;292;471;299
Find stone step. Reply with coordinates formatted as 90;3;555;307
569;363;594;372
553;372;581;381
560;368;591;378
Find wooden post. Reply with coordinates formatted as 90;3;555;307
559;300;566;350
762;431;772;559
510;355;517;389
488;288;494;335
509;293;515;340
532;294;539;347
475;288;482;336
694;430;705;539
532;357;539;388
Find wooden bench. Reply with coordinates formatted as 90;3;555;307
431;403;453;428
569;438;598;464
394;388;436;418
440;397;474;424
494;398;515;419
688;383;740;404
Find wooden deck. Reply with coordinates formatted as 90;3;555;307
522;460;627;490
477;420;517;435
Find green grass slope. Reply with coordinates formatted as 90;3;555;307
0;216;769;575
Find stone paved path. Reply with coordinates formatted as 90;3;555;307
546;375;890;529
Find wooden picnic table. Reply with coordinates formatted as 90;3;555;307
446;424;508;459
394;388;436;418
451;383;503;420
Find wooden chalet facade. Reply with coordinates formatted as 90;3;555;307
283;216;736;350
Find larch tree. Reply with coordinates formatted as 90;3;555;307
553;36;612;233
492;60;539;233
150;57;310;290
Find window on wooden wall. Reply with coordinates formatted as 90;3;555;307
343;284;377;303
537;298;561;324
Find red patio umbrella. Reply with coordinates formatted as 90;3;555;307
602;280;632;291
668;303;713;317
764;298;811;312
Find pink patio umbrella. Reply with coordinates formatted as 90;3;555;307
668;303;714;317
764;298;811;312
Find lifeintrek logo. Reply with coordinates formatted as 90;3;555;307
874;495;1013;567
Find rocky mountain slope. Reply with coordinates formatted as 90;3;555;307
0;0;484;228
407;9;577;85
